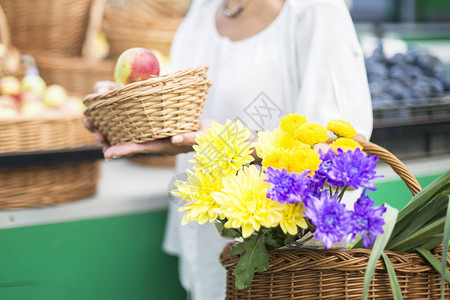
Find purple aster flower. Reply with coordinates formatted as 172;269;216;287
264;167;311;204
349;193;386;248
327;148;381;191
356;189;375;206
312;149;345;189
304;191;352;249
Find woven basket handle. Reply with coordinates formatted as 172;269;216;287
0;4;21;74
359;140;422;196
82;0;107;61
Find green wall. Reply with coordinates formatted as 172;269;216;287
0;211;186;300
369;173;444;210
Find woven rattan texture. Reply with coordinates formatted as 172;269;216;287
0;161;100;209
34;53;115;96
0;116;96;153
84;65;211;145
221;244;449;299
0;0;91;56
220;141;444;299
102;0;188;57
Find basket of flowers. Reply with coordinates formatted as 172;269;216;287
83;64;211;145
172;115;450;299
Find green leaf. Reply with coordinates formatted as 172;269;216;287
396;171;450;225
362;204;398;300
284;234;297;245
420;235;444;251
415;247;450;285
388;194;448;249
231;233;269;290
215;222;242;239
440;194;450;299
381;253;403;300
389;217;445;251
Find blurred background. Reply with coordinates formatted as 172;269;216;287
0;0;449;299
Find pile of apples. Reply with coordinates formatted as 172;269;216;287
0;75;85;119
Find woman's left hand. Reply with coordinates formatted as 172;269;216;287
99;120;213;160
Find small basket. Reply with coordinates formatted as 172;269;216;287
220;141;450;299
83;65;211;146
0;161;100;210
0;0;92;56
0;115;96;153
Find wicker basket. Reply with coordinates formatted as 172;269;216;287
102;0;187;57
0;0;92;56
0;115;96;153
0;161;100;210
32;0;114;96
220;141;449;299
83;65;211;145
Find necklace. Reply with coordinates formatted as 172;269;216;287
221;0;250;18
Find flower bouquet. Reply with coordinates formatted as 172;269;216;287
172;114;450;299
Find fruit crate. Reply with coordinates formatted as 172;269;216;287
371;96;450;159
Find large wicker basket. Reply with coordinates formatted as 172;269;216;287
32;0;114;96
220;141;449;299
83;65;211;145
0;115;99;210
0;0;92;56
0;161;101;210
102;0;188;57
0;115;96;153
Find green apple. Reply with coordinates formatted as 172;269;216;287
0;76;21;96
43;84;68;107
21;75;47;95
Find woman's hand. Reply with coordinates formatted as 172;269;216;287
83;118;213;160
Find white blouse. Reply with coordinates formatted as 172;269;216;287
163;0;373;299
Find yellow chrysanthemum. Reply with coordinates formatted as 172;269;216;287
256;128;308;160
279;203;308;235
294;123;329;145
191;120;254;176
280;114;307;134
287;147;321;175
212;165;284;238
330;137;362;152
173;170;224;225
327;119;356;139
262;146;320;176
261;147;291;170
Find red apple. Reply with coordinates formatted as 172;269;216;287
21;91;43;103
0;95;20;110
114;48;160;86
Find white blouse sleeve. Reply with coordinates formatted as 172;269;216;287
293;0;373;140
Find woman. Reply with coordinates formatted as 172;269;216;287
90;0;372;299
